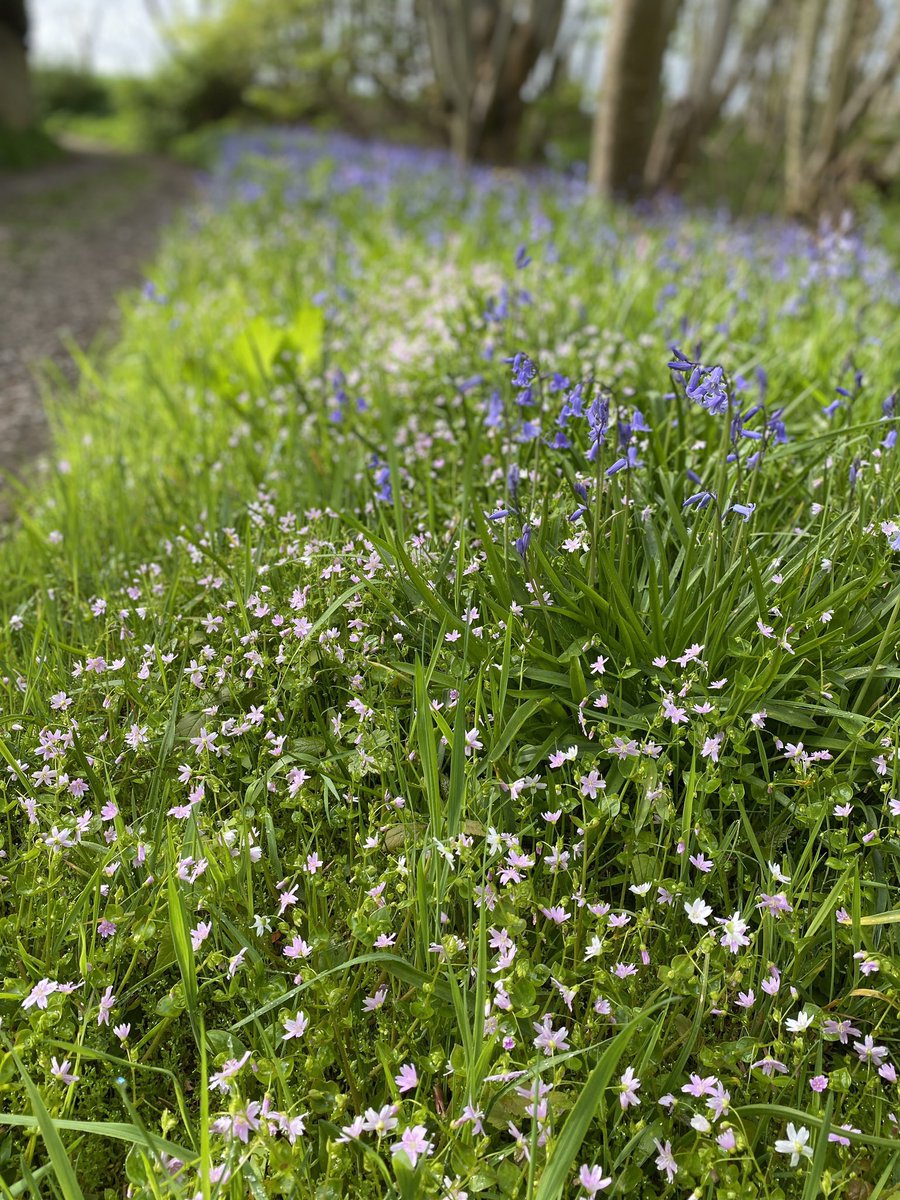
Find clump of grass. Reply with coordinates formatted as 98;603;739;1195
0;131;898;1199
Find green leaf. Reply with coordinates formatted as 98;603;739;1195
4;1048;86;1200
287;304;324;367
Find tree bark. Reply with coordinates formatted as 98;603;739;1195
0;0;32;131
589;0;682;199
421;0;564;163
784;0;826;214
643;0;742;191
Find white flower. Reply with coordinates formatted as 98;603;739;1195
684;898;712;926
785;1009;815;1034
774;1123;813;1166
767;860;791;884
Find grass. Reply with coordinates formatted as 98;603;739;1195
0;129;898;1199
0;124;63;169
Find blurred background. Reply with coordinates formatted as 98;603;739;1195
1;0;899;216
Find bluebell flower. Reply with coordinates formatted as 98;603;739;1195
484;287;509;323
370;457;392;503
606;445;642;476
683;491;716;510
458;374;483;393
515;244;532;269
586;392;610;462
685;365;729;415
767;409;788;444
631;409;651;433
570;481;588;521
485;390;504;428
515;525;532;558
557;383;584;427
730;503;757;521
505;352;537;389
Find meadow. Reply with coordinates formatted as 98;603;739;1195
1;130;899;1199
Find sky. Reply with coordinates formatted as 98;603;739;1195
30;0;203;76
29;0;605;86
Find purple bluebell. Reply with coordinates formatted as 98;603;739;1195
686;365;729;416
370;457;392;503
485;390;504;428
458;375;483;393
505;352;537;389
606;445;642;476
730;503;756;521
683;491;716;510
570;482;588;522
586;392;610;463
515;525;532;558
515;244;532;269
767;409;788;444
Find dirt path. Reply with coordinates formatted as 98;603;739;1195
0;150;195;479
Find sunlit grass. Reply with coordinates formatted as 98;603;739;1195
0;131;898;1198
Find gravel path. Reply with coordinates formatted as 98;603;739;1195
0;151;195;479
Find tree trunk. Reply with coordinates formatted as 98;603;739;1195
643;0;737;191
784;0;825;214
589;0;681;199
0;0;32;131
421;0;563;163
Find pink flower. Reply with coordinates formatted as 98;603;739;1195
282;1011;308;1041
363;985;388;1012
532;1014;570;1056
97;986;116;1026
618;1067;641;1109
390;1124;433;1168
394;1063;418;1093
50;1057;79;1085
654;1139;678;1182
23;978;58;1010
578;1164;612;1195
579;770;605;798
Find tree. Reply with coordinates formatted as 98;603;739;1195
420;0;566;162
784;0;900;213
643;0;782;193
0;0;32;131
589;0;681;199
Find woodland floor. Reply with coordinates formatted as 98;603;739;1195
0;148;194;480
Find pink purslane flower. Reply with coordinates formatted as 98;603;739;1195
23;978;58;1010
578;1164;612;1195
654;1139;678;1182
282;1011;309;1041
618;1067;641;1109
533;1014;570;1056
97;986;116;1026
394;1063;418;1093
390;1124;433;1168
